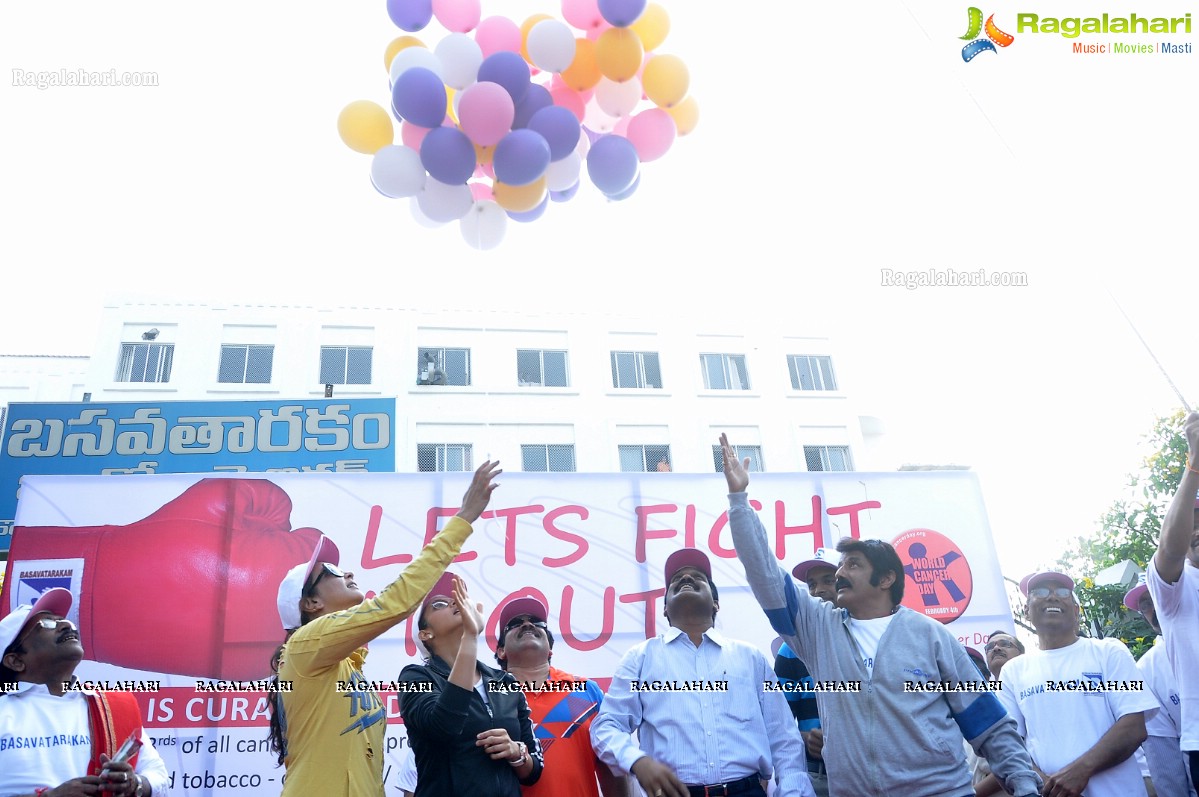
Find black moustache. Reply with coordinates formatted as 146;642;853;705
835;579;852;590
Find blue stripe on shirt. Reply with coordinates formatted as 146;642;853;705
953;691;1006;741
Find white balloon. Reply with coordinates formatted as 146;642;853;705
527;19;576;73
594;76;643;118
370;145;426;198
546;150;582;192
435;33;482;91
390;46;443;86
575;130;591;160
409;197;447;228
460;200;507;250
417;178;473;223
583;98;618;134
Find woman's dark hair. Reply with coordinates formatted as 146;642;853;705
266;630;297;766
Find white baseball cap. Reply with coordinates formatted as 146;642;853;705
1;588;74;654
277;535;340;630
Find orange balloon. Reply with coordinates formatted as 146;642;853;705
666;95;699;135
493;177;547;212
520;14;554;64
595;28;644;83
474;143;494;166
630;4;670;52
642;54;689;108
384;36;425;71
561;38;601;92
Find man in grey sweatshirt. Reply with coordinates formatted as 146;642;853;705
719;435;1041;797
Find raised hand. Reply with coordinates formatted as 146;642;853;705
458;460;502;523
719;433;750;493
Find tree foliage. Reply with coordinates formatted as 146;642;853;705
1056;410;1186;658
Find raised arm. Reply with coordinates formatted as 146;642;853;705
1154;412;1199;584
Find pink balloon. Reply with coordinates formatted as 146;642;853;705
613;115;632;137
458;81;515;146
550;87;586;121
401;121;434;150
469;181;494;201
562;0;604;31
625;108;675;161
551;73;595;103
586;20;613;41
475;15;522;57
432;0;481;33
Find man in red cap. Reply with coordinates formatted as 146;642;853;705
997;570;1157;797
493;595;629;797
1124;574;1195;796
1147;410;1199;787
590;547;813;797
0;587;169;797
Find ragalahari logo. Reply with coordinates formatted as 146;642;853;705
961;7;1015;61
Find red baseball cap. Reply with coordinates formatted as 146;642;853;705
664;548;712;585
498;596;548;634
1019;570;1075;597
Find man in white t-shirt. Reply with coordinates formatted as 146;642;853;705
1124;574;1196;796
998;571;1157;797
1146;410;1199;789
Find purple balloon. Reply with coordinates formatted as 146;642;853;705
586;135;639;195
494;129;551;186
387;0;433;32
598;0;647;27
581;125;603;145
420;126;476;185
512;83;553;129
477;51;531;105
527;106;581;162
507;196;549;223
550;181;580;203
605;171;641;201
392;67;447;129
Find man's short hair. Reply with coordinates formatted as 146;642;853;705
986;629;1025;653
835;537;904;605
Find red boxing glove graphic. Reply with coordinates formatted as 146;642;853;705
2;479;322;681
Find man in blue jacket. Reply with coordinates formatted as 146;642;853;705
719;434;1041;797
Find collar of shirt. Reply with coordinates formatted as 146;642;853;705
661;625;728;648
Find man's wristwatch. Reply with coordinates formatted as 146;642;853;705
508;741;528;766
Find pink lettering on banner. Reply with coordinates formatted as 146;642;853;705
827;500;882;541
635;503;679;561
494;505;544;565
542;505;589;566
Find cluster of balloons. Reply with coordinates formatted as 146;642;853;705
337;0;698;249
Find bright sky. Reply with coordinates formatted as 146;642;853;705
1;1;1195;582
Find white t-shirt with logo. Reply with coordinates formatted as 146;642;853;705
997;636;1159;797
1147;558;1199;750
1138;636;1182;738
847;613;895;677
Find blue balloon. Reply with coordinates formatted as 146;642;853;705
586;135;639;195
507;196;549;223
420;126;476;185
512;83;553;129
392;67;446;129
598;0;647;27
387;0;432;32
527;106;582;162
477;51;531;105
494;129;551;186
605;171;641;201
550;181;580;203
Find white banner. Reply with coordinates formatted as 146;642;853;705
2;470;1012;796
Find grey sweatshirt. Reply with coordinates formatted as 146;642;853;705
728;492;1041;797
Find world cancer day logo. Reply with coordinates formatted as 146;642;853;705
960;7;1016;61
893;529;973;624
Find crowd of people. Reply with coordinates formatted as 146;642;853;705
2;415;1198;797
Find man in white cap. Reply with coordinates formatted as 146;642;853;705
998;570;1157;797
0;587;170;797
1124;574;1196;796
1147;411;1199;788
775;548;838;797
590;547;813;797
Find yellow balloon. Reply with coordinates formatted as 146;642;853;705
595;28;644;83
493;177;547;213
384;36;425;71
521;14;554;64
337;100;394;154
666;95;699;135
446;87;457;123
630;4;670;52
561;38;601;92
642;54;689;108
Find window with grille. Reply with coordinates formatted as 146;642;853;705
619;444;672;472
115;343;174;383
521;444;576;472
700;353;750;390
788;355;838;391
610;351;662;389
711;444;764;473
417;443;473;472
804;445;853;472
218;344;274;384
320;346;372;385
517;349;568;387
417;347;471;386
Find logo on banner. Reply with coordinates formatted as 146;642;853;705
8;558;84;622
893;529;973;623
960;7;1015;61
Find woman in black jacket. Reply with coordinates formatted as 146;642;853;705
399;573;543;796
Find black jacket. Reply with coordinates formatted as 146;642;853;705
399;656;543;797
